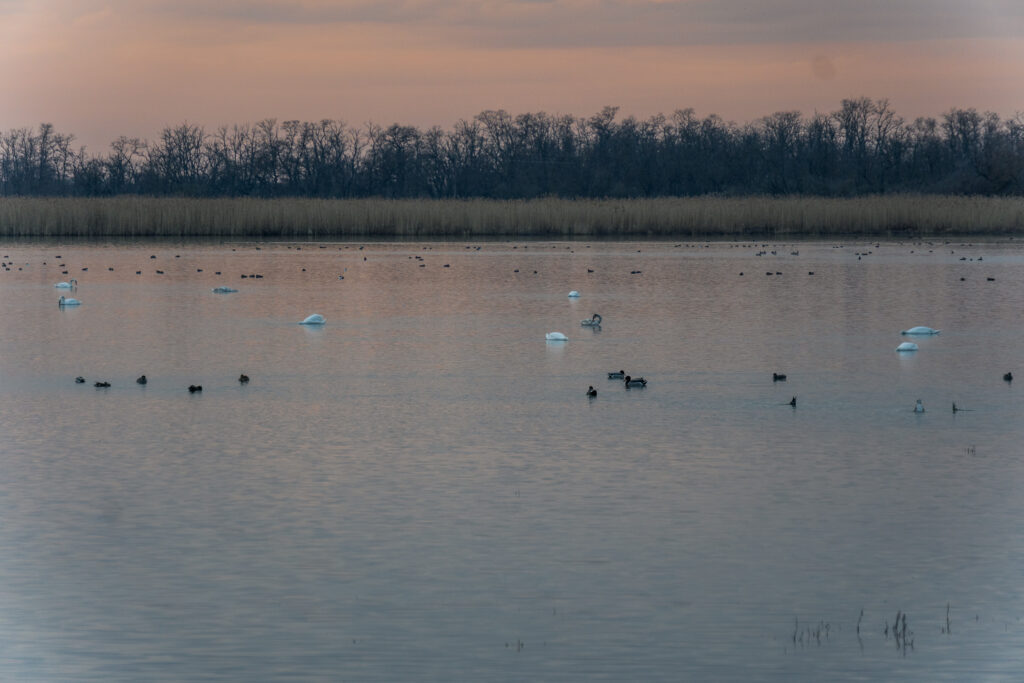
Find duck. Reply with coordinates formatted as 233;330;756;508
789;396;797;407
239;374;250;383
212;286;238;293
586;386;597;398
94;381;110;388
914;399;925;413
624;375;647;388
607;370;625;379
300;314;326;325
58;295;81;306
772;372;787;382
136;375;147;385
54;279;78;289
1004;372;1013;382
188;385;203;393
580;313;602;327
75;376;85;384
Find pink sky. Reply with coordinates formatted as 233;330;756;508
1;0;1022;152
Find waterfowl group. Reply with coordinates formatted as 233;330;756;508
73;373;252;393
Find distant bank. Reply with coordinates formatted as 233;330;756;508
1;196;1022;240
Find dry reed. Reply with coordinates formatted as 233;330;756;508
0;195;1022;240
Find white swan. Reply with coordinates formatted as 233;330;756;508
300;314;326;325
568;291;580;298
545;332;568;341
896;342;918;352
54;279;78;289
901;326;940;335
58;295;81;306
212;286;238;293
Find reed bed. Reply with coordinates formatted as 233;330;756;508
0;195;1022;240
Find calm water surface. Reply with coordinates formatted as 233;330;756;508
1;239;1023;681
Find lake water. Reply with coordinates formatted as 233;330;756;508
1;238;1022;681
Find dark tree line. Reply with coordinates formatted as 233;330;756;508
3;98;1023;198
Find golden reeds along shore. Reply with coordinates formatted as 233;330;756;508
1;196;1023;240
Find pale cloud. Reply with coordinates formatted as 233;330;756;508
21;0;1024;47
0;0;1021;151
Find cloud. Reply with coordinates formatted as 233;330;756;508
92;0;1024;48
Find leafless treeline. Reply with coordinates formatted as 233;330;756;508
2;98;1023;198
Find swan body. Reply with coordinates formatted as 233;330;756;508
896;342;918;352
624;375;647;387
901;326;940;335
581;313;602;327
58;296;81;306
545;332;568;341
568;291;580;298
54;279;78;289
300;314;326;325
608;370;625;379
212;286;238;293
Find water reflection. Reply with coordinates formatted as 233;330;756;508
0;239;1022;681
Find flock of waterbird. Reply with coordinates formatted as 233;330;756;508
1;241;1013;404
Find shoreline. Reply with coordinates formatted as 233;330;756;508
1;195;1023;240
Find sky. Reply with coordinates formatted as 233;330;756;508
1;0;1022;152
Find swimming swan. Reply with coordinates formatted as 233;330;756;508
58;296;81;306
896;342;918;352
901;326;940;335
300;314;326;325
212;286;238;293
581;313;602;327
545;332;568;341
568;291;580;298
55;279;78;289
